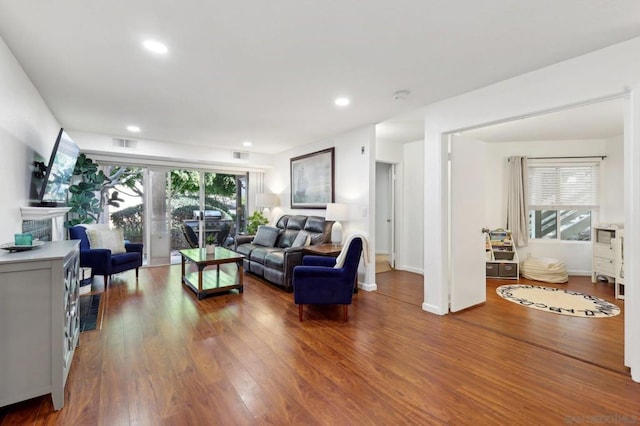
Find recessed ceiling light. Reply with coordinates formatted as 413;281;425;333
334;97;350;107
142;39;168;55
242;141;253;147
126;125;141;133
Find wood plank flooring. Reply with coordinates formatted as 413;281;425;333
1;267;638;425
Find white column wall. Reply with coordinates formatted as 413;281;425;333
401;141;424;274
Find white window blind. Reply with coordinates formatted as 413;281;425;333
528;160;600;210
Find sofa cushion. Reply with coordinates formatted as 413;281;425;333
265;251;285;269
236;243;258;257
291;230;311;248
86;228;126;254
252;225;279;247
287;215;308;230
305;216;326;233
309;231;326;246
275;215;289;230
277;229;299;248
250;246;282;263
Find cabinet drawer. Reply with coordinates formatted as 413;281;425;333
594;257;615;276
499;263;518;277
594;244;614;260
486;263;499;277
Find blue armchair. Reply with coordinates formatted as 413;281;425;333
68;225;143;286
292;237;363;321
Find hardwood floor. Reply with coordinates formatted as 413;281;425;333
375;254;392;274
1;267;638;425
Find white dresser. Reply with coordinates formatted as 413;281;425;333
591;223;624;299
0;240;80;410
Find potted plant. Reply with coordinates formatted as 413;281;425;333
246;211;269;235
205;234;216;254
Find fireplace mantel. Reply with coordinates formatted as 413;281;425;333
20;206;71;221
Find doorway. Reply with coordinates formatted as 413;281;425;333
447;97;626;372
375;162;396;273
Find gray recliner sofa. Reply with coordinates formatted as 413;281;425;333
234;215;333;291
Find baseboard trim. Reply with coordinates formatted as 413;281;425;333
567;270;592;276
422;302;447;315
398;265;424;275
358;282;377;292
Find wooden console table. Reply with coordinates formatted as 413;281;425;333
180;247;244;299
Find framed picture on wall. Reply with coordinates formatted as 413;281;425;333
290;147;335;209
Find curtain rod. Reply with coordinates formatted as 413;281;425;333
527;155;606;160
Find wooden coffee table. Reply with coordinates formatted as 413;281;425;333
180;247;244;300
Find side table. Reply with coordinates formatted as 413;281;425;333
302;243;343;257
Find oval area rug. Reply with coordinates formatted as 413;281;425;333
496;284;620;318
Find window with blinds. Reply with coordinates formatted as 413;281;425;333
528;160;600;241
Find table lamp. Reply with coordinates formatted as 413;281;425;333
325;203;348;245
256;193;278;220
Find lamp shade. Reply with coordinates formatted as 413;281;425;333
256;193;278;207
325;203;348;221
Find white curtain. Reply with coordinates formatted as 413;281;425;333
506;156;529;247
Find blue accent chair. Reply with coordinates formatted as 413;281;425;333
292;237;363;321
68;225;143;286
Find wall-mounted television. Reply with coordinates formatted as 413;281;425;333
34;128;80;207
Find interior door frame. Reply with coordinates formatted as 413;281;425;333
424;92;638;381
374;161;397;270
389;163;397;268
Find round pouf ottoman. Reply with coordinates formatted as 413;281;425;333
520;257;568;283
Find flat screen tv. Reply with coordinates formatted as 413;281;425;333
35;128;80;207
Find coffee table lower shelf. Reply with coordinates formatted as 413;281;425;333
182;268;243;300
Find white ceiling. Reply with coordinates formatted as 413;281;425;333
0;1;639;153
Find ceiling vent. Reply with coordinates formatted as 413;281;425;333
232;151;249;160
112;138;137;148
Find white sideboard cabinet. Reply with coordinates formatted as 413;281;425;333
0;240;80;411
613;230;625;299
591;223;624;299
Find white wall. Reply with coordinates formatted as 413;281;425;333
422;36;640;381
0;36;60;242
375;138;403;163
603;134;624;223
265;125;376;289
401;140;424;274
482;138;623;275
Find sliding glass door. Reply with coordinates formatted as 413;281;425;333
167;169;246;264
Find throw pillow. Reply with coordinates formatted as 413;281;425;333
86;228;127;254
252;225;279;247
291;230;311;248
